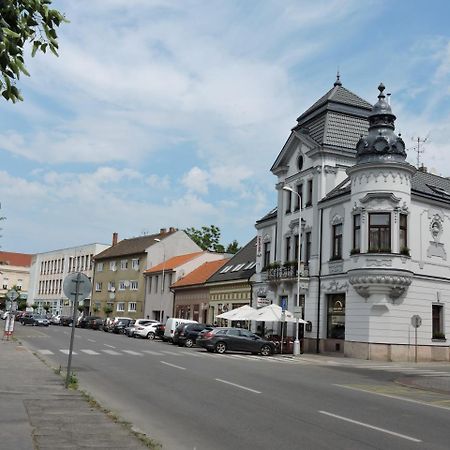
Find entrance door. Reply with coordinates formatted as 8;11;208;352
327;294;345;339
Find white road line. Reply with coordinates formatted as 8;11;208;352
104;344;116;348
421;374;450;377
334;384;450;411
38;349;54;355
60;349;78;355
141;350;163;356
160;361;186;370
318;410;421;443
87;339;96;343
102;349;121;355
184;352;206;357
122;350;143;356
80;349;100;355
215;378;261;394
160;351;181;356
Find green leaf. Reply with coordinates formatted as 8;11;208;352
31;41;40;57
3;28;21;39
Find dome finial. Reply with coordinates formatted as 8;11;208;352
334;69;342;87
378;83;385;99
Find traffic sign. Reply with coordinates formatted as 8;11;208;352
411;315;422;328
6;289;19;301
293;306;303;319
63;272;92;302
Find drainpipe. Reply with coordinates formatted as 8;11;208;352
316;208;323;354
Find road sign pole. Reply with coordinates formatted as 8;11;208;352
415;326;418;364
66;273;81;388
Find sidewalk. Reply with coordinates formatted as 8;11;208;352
0;338;154;450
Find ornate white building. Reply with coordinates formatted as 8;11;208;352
254;77;450;361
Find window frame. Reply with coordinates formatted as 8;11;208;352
306;179;313;207
353;214;361;252
399;213;408;251
332;223;343;260
368;212;391;253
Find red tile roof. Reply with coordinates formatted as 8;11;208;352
144;252;205;273
0;251;33;267
171;259;229;288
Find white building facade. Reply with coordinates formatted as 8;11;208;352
28;243;110;315
254;78;450;361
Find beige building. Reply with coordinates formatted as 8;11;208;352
0;251;32;307
91;228;201;319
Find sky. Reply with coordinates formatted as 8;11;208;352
1;0;450;254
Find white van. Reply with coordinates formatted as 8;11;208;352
163;318;197;342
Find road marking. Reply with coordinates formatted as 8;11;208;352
38;349;54;355
160;361;186;370
87;339;96;343
80;349;100;355
215;378;261;394
160;350;181;356
421;373;450;377
142;350;163;355
104;344;116;348
318;410;421;443
334;384;450;411
122;350;143;356
184;352;206;357
60;349;78;355
102;349;121;355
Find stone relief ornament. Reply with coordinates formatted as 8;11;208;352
321;280;348;293
429;215;443;241
427;213;447;260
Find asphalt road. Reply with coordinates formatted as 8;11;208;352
15;324;450;450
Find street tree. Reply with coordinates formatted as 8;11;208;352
0;0;67;102
185;225;240;253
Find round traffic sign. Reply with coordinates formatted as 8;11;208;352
63;272;92;302
411;315;422;328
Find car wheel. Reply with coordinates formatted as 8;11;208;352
147;332;155;340
185;338;194;348
215;342;227;354
260;344;272;357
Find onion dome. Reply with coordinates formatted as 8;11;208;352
356;83;406;164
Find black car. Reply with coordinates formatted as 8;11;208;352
78;316;102;329
60;316;73;326
197;327;275;356
21;313;49;326
175;323;213;348
112;319;133;334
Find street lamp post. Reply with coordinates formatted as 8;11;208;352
154;238;166;323
282;185;302;356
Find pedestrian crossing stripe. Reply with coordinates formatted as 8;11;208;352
121;350;142;356
102;349;121;355
80;349;100;355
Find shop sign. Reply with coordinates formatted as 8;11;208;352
257;297;270;308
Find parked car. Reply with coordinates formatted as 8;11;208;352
134;321;163;340
163;318;197;342
111;318;134;334
102;316;134;332
174;323;213;347
50;315;61;325
78;315;102;329
88;317;104;330
60;316;73;326
125;319;155;337
155;323;165;339
196;327;275;356
20;312;35;325
21;313;50;327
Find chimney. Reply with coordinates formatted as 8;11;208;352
418;165;427;173
160;228;167;234
169;227;177;232
112;232;118;246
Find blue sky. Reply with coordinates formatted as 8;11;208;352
1;0;450;254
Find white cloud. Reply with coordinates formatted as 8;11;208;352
181;167;210;194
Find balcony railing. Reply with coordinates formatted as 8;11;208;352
266;265;309;281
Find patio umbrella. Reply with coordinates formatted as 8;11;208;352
250;304;308;323
216;304;257;320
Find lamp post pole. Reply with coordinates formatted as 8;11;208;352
283;186;302;356
154;239;166;323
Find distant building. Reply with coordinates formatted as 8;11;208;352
28;243;109;315
254;77;450;361
146;252;228;322
171;259;230;323
92;228;201;319
0;251;33;307
205;237;257;325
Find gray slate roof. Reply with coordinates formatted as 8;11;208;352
295;84;372;151
206;237;257;283
321;169;450;206
256;207;277;224
94;230;177;260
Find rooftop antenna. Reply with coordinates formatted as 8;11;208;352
410;135;429;168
